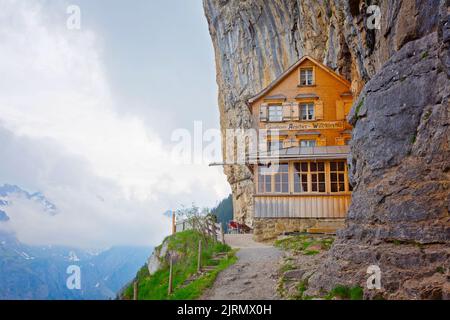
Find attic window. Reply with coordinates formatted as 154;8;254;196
300;68;314;86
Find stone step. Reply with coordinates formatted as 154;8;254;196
213;252;228;257
201;266;217;272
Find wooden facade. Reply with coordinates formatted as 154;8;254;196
247;56;353;220
254;194;351;218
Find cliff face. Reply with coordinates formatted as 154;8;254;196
204;0;449;298
203;0;347;225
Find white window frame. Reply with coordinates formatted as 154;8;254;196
268;105;283;122
300;68;314;86
300;103;315;120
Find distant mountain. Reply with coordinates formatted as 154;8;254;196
0;184;56;215
0;209;9;221
0;184;152;300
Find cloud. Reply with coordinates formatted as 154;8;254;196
0;0;229;248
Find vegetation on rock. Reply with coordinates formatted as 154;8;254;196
275;234;335;300
275;235;334;255
324;285;364;300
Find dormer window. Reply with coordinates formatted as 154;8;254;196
300;68;314;86
268;105;283;122
300;103;315;120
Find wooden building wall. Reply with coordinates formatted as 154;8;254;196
254;194;351;218
250;59;353;146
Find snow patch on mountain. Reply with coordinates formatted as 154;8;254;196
0;184;57;216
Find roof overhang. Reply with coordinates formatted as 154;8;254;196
295;93;319;99
247;145;350;162
247;56;351;105
263;94;287;102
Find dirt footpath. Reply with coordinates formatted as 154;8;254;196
201;234;282;300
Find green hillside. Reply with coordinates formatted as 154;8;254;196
121;230;236;300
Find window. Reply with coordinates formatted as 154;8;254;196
300;68;314;86
300;103;315;120
311;162;326;193
258;165;272;193
344;138;351;145
300;140;316;147
274;164;289;193
293;162;308;193
258;163;288;193
258;161;351;194
330;161;346;192
268;105;283;122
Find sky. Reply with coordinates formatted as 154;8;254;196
0;0;230;249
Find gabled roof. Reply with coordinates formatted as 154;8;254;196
247;56;351;105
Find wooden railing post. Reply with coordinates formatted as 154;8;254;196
220;223;225;244
197;240;202;273
172;211;176;235
168;256;173;295
133;281;138;300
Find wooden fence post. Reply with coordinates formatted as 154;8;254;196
220;223;225;244
208;220;212;239
133;281;138;300
172;211;176;235
197;240;202;273
168;256;173;295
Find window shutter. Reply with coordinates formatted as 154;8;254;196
260;104;268;122
336;100;345;120
312;66;316;85
291;102;300;120
335;137;345;146
344;102;352;119
315;100;324;120
282;102;292;121
317;136;327;146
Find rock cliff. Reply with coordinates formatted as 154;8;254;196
204;0;449;299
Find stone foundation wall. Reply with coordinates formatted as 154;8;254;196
253;218;345;242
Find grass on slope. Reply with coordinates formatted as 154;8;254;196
122;230;236;300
